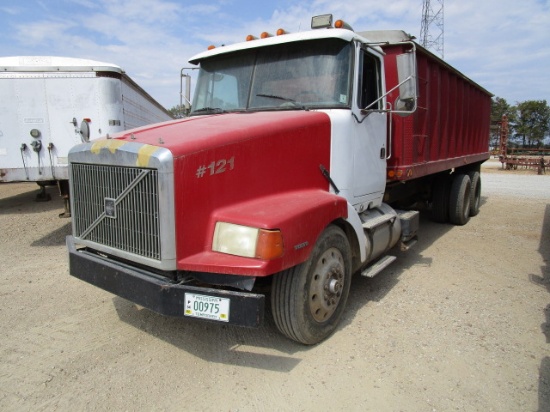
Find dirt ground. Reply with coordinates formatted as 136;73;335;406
1;159;549;411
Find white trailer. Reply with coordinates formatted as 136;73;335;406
0;56;172;213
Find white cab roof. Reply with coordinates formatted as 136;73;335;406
189;28;381;64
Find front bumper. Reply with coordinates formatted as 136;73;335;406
67;236;264;327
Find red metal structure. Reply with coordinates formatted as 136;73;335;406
499;114;509;157
383;42;492;181
498;114;549;172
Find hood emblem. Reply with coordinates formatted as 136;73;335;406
104;198;116;219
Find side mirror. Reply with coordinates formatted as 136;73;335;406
180;66;199;115
395;52;417;113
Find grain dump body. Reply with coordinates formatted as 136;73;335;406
361;31;492;182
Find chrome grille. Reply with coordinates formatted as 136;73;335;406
71;163;161;260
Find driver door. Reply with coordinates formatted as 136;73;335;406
350;46;387;209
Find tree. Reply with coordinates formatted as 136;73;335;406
168;104;189;119
514;100;550;148
491;97;513;121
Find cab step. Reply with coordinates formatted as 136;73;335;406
361;255;397;278
361;213;396;231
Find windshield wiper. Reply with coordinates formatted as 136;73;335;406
256;94;308;110
256;93;296;103
191;107;227;115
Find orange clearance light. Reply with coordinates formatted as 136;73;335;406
207;45;216;50
276;28;287;36
396;170;403;178
260;32;272;39
255;229;284;260
246;34;257;41
334;19;354;31
388;170;396;178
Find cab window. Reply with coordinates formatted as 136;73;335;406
359;50;382;110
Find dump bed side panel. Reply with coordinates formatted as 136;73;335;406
383;43;492;181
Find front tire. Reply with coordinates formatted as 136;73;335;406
271;225;352;345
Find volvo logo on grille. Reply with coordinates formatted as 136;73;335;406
104;198;116;219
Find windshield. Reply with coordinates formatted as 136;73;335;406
191;39;352;114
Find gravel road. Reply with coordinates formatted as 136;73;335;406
1;163;549;411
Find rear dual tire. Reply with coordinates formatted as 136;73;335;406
448;174;471;226
431;172;480;225
467;171;481;217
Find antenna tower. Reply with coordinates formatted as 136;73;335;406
420;0;444;58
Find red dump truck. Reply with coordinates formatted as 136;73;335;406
67;15;491;344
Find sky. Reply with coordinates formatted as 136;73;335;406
0;0;549;110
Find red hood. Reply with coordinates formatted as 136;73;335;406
159;110;334;274
113;111;330;157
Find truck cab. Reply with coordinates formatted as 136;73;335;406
190;24;393;210
67;15;489;345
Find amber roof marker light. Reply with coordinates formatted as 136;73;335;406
334;19;354;31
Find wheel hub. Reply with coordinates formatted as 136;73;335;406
329;276;341;294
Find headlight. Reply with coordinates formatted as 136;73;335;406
213;222;283;260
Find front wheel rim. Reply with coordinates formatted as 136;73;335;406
308;247;345;323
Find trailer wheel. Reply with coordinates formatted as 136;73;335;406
271;225;351;345
449;174;471;225
467;171;481;217
431;174;451;223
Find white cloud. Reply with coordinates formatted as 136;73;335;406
443;0;550;100
99;0;181;25
0;6;21;15
1;0;548;107
14;20;78;47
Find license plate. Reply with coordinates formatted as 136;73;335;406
184;293;230;322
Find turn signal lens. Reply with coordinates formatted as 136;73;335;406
256;229;284;260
